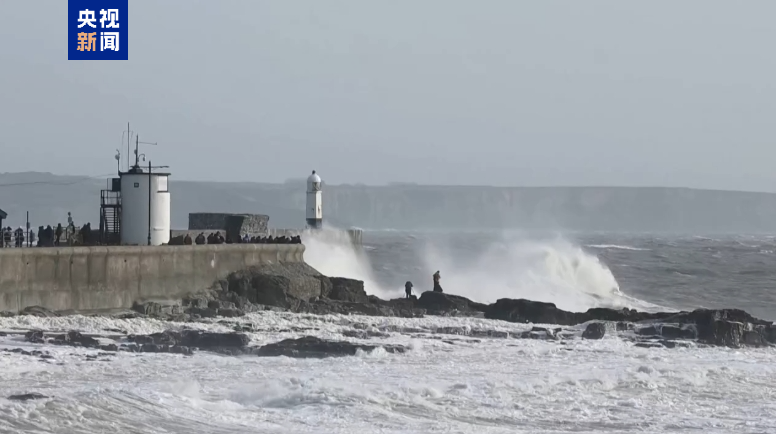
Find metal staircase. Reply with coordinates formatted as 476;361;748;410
100;188;122;245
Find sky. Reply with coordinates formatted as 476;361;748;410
1;0;775;190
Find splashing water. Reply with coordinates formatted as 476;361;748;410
303;228;395;299
304;229;663;312
419;235;662;312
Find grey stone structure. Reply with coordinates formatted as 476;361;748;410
188;213;269;241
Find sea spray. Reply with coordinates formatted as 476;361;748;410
418;233;661;312
302;228;395;299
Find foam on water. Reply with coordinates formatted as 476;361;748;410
0;311;775;433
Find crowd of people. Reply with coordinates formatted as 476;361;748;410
1;212;94;248
181;232;302;245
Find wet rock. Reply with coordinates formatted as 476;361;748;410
327;277;369;303
582;322;607;340
19;306;58;317
128;330;249;353
132;301;181;317
341;329;390;339
8;393;48;401
659;325;697;340
0;311;16;318
636;325;661;336
743;330;767;347
700;320;745;347
417;291;486;316
485;299;584;325
217;308;244;318
53;331;100;348
187;307;219;318
25;330;45;344
139;344;193;355
255;336;406;359
634;342;663;349
470;329;510;339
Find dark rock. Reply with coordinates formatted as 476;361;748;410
53;331;100;348
225;266;322;308
634;342;663;349
328;277;369;303
743;330;766;347
582;322;607;340
660;325;697;340
132;301;180;317
255;336;406;358
636;325;661;336
128;330;249;353
25;330;45;344
187;307;219;318
217;308;244;318
182;296;210;309
701;320;745;347
341;329;390;339
485;299;584;325
417;291;486;315
8;393;48;401
0;311;16;318
19;306;58;317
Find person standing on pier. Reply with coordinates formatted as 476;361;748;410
433;271;443;293
54;223;63;246
14;226;24;248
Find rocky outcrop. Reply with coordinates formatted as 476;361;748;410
416;291;487;316
582;322;607;340
24;328;251;355
8;393;48;401
255;336;406;358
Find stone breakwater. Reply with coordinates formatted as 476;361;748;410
3;245;775;356
7;262;776;358
0;244;304;313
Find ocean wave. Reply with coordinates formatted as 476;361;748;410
586;244;651;251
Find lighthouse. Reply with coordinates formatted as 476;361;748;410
306;170;323;229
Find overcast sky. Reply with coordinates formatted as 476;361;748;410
1;1;775;190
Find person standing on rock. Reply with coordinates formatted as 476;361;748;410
433;271;443;293
405;281;413;299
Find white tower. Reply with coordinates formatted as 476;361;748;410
306;170;323;229
120;166;171;245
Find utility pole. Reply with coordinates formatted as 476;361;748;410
148;160;152;246
122;122;134;172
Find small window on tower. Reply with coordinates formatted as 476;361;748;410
313;182;321;191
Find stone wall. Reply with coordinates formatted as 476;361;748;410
188;213;269;240
0;243;305;313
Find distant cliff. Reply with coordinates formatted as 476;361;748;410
1;172;775;233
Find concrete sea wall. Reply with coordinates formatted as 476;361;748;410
0;244;305;313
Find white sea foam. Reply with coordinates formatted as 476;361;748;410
0;310;774;433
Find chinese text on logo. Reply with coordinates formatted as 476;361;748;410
68;0;128;60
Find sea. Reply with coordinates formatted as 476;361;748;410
2;230;776;433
